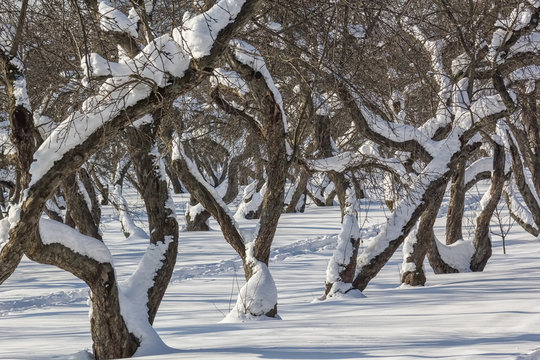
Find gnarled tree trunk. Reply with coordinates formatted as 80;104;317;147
401;180;446;286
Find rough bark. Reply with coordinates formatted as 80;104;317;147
9;209;139;360
0;235;25;284
401;180;446;286
352;174;451;292
470;142;505;271
228;55;289;267
0;10;37;203
126;123;179;324
446;156;465;244
172;39;287;317
63;172;102;240
0;40;36;282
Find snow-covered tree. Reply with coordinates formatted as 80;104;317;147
0;0;262;358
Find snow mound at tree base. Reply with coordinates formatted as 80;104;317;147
220;312;282;323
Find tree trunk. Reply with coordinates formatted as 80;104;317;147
520;88;540;195
164;156;184;194
126;123;179;323
352;173;451;292
185;195;211;231
426;231;460;274
324;189;361;297
446;156;465;244
89;167;110;205
401;181;446;286
89;263;140;359
470;142;505;271
62;172;102;240
2;60;37;202
285;168;309;213
10;209;139;360
506;129;540;230
0;235;25;284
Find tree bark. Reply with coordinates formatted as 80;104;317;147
506;129;540;229
185;195;211;231
9;209;139;360
401;180;446;286
352;174;451;291
427;232;460;274
470;142;505;271
285;168;309;213
164;157;184;194
63;171;102;240
324;189;361;297
446;156;465;244
126;123;179;324
520;88;540;195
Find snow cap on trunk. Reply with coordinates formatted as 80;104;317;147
222;242;278;322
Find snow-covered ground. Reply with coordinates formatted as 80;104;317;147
1;190;540;360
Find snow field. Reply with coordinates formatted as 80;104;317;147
1;191;539;359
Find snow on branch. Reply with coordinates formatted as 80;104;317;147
356;143;455;272
230;39;288;133
39;218;113;264
508;32;540;58
504;180;538;234
31;0;258;191
8;58;32;112
173;0;247;58
305;152;364;173
171;134;248;239
357;100;439;157
98;1;138;38
0;26;32;113
211;68;249;96
509;65;540;88
488;1;540;63
82;34;188;86
409;27;452;92
29;80;153;188
454;93;508;131
464;157;493;188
